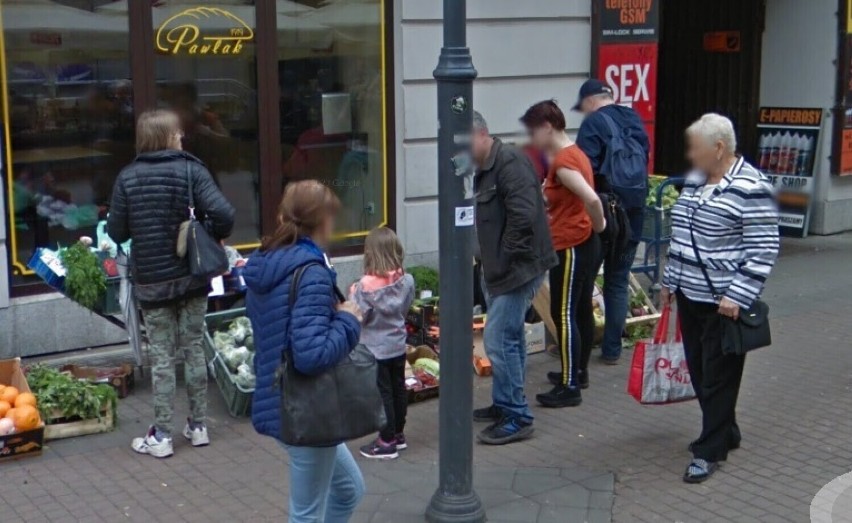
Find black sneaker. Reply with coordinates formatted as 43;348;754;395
359;438;399;460
546;370;589;389
477;417;534;445
536;385;583;408
473;404;502;422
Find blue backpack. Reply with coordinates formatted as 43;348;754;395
599;112;648;209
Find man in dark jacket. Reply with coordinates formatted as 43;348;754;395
575;79;650;365
471;111;558;445
108;112;234;458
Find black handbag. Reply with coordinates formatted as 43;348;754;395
279;263;385;447
687;216;771;356
599;191;631;263
184;161;229;279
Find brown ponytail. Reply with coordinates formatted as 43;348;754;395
260;180;340;251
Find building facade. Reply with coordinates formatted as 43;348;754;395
0;0;849;356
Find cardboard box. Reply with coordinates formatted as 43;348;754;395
525;322;546;355
0;358;45;462
472;321;546;357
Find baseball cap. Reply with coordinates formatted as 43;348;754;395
572;79;614;111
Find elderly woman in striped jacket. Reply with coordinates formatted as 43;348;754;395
660;113;779;484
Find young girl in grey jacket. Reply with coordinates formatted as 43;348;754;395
350;227;415;460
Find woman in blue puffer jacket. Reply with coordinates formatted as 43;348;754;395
244;180;364;522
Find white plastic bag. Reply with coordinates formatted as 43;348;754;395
628;305;695;405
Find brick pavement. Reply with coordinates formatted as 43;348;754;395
3;233;851;522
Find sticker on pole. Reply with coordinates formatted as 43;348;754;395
455;206;474;227
451;95;468;114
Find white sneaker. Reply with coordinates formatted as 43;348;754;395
131;427;174;458
183;420;210;447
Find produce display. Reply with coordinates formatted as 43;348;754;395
0;383;42;435
405;346;440;399
646;177;680;209
61;241;107;310
407;266;439;296
210;316;256;390
25;365;117;425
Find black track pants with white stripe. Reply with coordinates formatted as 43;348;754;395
550;233;600;388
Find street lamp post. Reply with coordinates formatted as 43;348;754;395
425;1;484;522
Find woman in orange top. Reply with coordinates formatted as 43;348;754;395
521;100;606;408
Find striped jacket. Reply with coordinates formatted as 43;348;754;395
662;157;779;308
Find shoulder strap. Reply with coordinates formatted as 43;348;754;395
186;160;195;214
687;220;718;299
288;262;345;308
599;111;623;139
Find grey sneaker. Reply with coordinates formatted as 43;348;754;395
182;420;210;447
131;427;174;458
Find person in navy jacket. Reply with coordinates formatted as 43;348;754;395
244;180;365;522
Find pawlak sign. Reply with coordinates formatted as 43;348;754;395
594;0;659;171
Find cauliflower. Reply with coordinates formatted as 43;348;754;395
228;317;253;344
212;331;236;352
221;346;250;372
233;363;256;390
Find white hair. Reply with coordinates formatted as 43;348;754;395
686;113;737;153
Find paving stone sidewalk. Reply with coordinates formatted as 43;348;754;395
3;233;851;522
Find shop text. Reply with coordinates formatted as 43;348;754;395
156;7;253;56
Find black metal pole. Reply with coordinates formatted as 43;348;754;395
425;1;484;522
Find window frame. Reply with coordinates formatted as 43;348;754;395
2;0;395;294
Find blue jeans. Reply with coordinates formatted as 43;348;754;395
284;443;365;523
482;274;544;422
600;241;639;361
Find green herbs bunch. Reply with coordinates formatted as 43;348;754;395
60;242;106;310
26;365;117;423
407;266;439;296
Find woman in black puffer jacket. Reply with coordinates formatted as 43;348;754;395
108;109;235;459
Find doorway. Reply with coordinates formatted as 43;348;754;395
654;0;767;175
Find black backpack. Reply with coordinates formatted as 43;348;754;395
599;112;649;209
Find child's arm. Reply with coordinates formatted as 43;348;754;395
402;273;416;313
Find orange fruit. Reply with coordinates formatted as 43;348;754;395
14;392;37;409
5;408;17;420
0;386;19;406
0;400;9;418
12;405;40;432
0;384;6;394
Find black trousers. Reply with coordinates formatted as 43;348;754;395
677;292;745;462
550;234;600;387
377;354;408;442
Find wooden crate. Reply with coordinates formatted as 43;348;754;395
44;401;115;441
625;273;661;327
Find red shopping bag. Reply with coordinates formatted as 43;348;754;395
627;305;695;404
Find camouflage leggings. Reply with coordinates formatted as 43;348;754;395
141;295;208;436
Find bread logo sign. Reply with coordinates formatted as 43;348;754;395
156;7;253;56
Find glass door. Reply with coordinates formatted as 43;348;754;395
153;1;260;248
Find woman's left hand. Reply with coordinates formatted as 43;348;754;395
718;297;740;321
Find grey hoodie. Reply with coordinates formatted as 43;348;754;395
351;272;416;360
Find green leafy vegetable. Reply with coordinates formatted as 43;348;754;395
407;266;439;295
26;365;117;423
646;177;680;209
60;242;106;310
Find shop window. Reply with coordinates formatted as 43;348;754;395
153;1;260;248
1;0;135;287
278;0;388;242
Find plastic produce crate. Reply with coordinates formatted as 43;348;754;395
642;205;673;240
97;276;122;315
203;308;253;417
